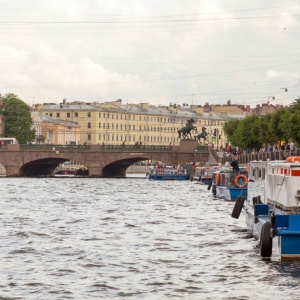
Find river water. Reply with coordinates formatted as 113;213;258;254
0;175;299;299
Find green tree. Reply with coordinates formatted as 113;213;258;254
258;114;278;149
0;93;35;144
288;112;300;144
238;114;261;150
270;107;290;142
223;119;241;146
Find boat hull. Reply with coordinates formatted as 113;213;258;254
216;186;247;201
244;201;300;261
150;174;189;181
192;175;212;185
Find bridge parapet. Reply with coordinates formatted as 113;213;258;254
16;144;174;152
100;145;173;152
20;144;90;151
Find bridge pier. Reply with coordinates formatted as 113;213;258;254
6;163;21;177
88;164;102;177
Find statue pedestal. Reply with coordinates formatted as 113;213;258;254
179;140;197;153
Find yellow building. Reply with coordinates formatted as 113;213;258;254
40;99;231;148
42;116;80;145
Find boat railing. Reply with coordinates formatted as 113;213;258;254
218;171;248;188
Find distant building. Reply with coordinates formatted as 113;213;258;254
252;102;283;115
38;99;229;147
31;110;80;144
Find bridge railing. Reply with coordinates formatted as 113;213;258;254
101;145;172;151
17;144;173;152
20;144;91;151
221;149;300;164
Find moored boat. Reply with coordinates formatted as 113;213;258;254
192;165;220;184
55;162;88;176
209;167;248;201
232;158;300;261
149;166;189;181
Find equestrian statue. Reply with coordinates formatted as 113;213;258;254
195;127;210;144
178;118;197;139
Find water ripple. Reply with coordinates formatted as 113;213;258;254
0;177;299;299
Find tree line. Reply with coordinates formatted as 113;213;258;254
223;98;300;151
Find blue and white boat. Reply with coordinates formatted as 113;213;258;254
232;158;300;261
149;166;189;181
209;168;248;201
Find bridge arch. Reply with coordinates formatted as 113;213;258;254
0;141;207;177
20;158;72;176
102;157;152;177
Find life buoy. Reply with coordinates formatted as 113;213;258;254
215;173;222;185
286;156;300;163
234;174;248;188
157;168;163;174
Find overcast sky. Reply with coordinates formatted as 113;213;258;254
0;0;300;108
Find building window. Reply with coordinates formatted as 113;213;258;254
67;113;70;117
88;134;91;140
88;122;91;128
75;112;78;117
56;113;60;117
112;114;114;119
107;113;110;118
99;123;101;128
87;112;91;117
49;113;52;117
107;123;110;129
116;124;118;130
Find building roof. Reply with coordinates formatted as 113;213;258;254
42;114;80;127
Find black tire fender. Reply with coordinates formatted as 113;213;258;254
207;179;212;190
231;195;245;219
260;221;273;258
212;185;216;195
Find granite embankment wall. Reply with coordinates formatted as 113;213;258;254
0;165;5;175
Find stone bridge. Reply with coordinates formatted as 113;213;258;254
0;141;209;177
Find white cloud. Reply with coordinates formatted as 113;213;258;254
0;0;300;106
